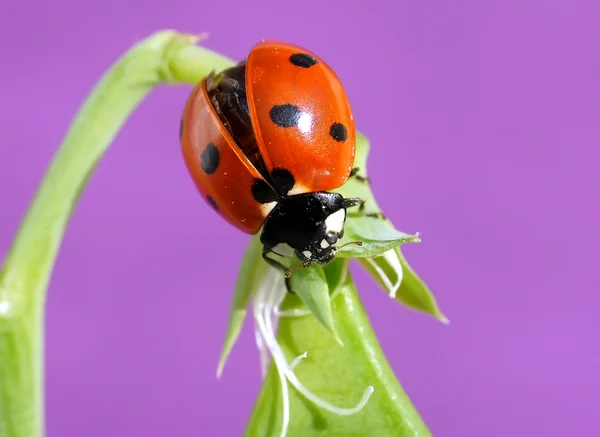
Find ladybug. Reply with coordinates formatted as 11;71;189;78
180;40;380;278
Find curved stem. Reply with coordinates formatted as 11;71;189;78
0;30;232;437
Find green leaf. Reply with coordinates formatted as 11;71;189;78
359;247;448;323
217;235;266;377
332;133;421;261
244;273;431;437
288;265;342;345
337;216;420;258
396;248;448;323
323;257;349;295
331;123;445;323
273;257;348;317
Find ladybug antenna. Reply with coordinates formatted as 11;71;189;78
284;261;312;278
335;241;363;251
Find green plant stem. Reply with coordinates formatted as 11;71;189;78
167;42;234;84
245;274;430;437
0;30;231;437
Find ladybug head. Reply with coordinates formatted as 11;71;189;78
260;192;361;269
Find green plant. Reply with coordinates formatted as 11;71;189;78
0;30;446;437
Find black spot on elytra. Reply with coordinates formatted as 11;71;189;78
252;179;278;204
329;123;348;142
206;196;219;211
201;143;220;174
271;168;296;195
270;104;302;128
179;118;184;140
289;53;318;68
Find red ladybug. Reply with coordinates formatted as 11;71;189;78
180;40;375;276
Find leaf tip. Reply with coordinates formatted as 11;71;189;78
184;31;209;45
334;331;345;347
408;231;422;244
317;316;344;346
216;359;226;379
314;314;344;347
438;314;451;325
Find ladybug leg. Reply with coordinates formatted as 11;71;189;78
262;250;286;272
261;249;313;294
349;167;371;184
262;251;295;293
343;197;363;210
344;197;387;220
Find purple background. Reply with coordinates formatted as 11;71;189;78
1;0;598;436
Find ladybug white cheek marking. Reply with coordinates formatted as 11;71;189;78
320;239;330;249
287;184;310;196
272;242;296;258
325;209;346;234
260;201;277;217
302;250;312;259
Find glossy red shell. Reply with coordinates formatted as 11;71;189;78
180;83;271;234
180;41;356;233
246;41;356;194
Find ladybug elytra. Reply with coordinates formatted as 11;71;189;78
180;40;378;278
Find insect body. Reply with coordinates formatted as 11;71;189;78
180;40;375;277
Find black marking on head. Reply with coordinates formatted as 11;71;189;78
329;123;348;142
271;168;296;195
260;192;348;265
252;179;279;204
206;196;219;211
201;143;220;175
290;53;318;68
179;118;184;140
270;104;302;128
